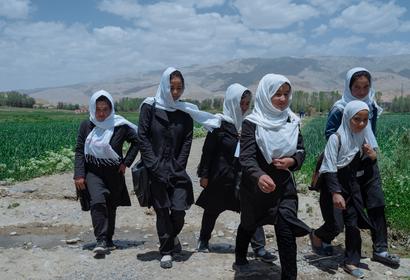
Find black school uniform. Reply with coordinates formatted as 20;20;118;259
137;103;193;255
235;120;311;280
74;120;139;242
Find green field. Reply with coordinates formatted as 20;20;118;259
0;108;205;182
299;113;410;232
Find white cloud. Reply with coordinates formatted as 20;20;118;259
194;0;225;8
98;0;142;19
0;0;31;19
367;41;410;55
308;0;350;15
399;21;410;32
312;24;327;36
330;1;406;34
305;35;366;56
0;7;308;90
233;0;318;29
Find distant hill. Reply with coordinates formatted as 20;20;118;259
23;55;410;105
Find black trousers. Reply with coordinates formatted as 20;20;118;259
344;202;361;266
315;190;344;243
316;191;388;253
368;206;388;253
199;209;266;253
235;214;297;280
154;207;186;255
90;202;117;242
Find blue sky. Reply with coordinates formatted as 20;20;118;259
1;0;410;90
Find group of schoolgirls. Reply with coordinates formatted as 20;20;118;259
74;66;399;280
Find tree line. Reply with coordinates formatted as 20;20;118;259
1;90;410;113
383;95;410;113
0;91;35;108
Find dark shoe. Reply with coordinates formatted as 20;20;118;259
343;264;364;279
173;237;182;254
93;240;108;255
255;250;277;263
160;255;172;269
106;239;116;250
196;239;209;253
232;261;252;273
309;231;325;255
322;242;334;256
372;252;400;268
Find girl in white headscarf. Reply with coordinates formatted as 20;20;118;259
195;84;276;262
315;100;376;278
318;67;400;268
138;67;216;269
233;74;311;279
74;90;139;255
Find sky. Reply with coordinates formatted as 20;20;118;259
1;0;410;91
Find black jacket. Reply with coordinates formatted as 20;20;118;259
74;120;139;207
196;121;241;212
137;103;194;209
238;120;310;236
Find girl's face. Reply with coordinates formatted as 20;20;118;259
240;95;251;115
351;75;370;100
350;109;369;133
95;100;112;122
170;77;184;101
271;83;290;111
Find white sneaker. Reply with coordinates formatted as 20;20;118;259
160;255;172;269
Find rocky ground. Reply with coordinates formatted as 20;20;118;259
0;138;409;280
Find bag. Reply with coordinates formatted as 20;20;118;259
131;100;156;207
309;132;341;192
131;159;151;207
76;188;90;211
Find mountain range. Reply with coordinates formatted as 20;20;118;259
23;55;410;105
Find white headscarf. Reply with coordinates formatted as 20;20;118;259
85;90;138;165
334;67;383;119
215;83;250;133
245;74;300;164
320;100;378;173
141;67;221;131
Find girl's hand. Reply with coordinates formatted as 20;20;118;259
258;175;276;193
272;157;295;170
362;144;377;160
200;177;208;188
74;177;86;190
118;163;127;174
332;192;346;209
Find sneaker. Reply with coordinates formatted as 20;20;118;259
255;250;277;263
372;252;400;268
106;239;116;250
343;264;364;279
196;239;209;253
232;261;252;273
93;240;108;254
173;237;182;254
160;255;172;269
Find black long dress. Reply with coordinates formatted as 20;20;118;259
137;103;194;210
317;153;373;266
236;119;311;280
196;121;240;212
74;120;139;207
239;120;310;234
74;120;139;243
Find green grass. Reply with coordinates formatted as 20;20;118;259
0;107;206;182
299;113;410;232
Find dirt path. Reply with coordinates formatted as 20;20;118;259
0;138;409;280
